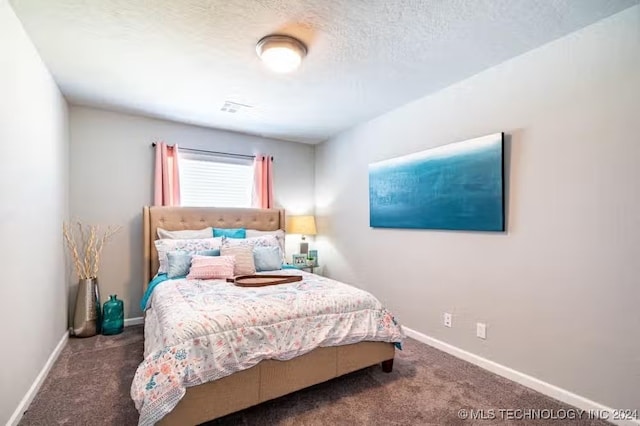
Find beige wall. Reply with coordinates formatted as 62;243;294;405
315;6;639;411
0;1;69;423
69;106;315;319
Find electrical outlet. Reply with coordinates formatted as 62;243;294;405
443;313;452;328
476;322;487;339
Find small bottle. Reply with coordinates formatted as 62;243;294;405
102;295;124;335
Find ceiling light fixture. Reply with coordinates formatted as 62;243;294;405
256;35;307;73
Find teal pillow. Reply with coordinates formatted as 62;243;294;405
213;228;246;239
196;249;220;257
166;249;220;278
253;246;283;272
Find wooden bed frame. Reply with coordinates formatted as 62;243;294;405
143;206;395;425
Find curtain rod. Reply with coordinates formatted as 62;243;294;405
152;143;273;161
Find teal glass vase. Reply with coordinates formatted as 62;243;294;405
102;295;124;335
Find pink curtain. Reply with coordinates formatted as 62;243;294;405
252;155;274;209
154;142;181;206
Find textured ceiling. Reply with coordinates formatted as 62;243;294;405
10;0;638;143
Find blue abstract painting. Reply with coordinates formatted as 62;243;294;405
369;133;504;232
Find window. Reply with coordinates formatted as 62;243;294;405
178;153;253;208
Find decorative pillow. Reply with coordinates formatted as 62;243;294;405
157;227;213;239
166;251;192;278
246;229;286;254
220;245;256;275
222;234;278;248
253;246;283;272
166;249;220;279
155;237;223;274
186;255;235;280
222;234;283;263
196;249;221;257
213;228;246;239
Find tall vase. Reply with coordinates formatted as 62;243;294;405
73;278;101;337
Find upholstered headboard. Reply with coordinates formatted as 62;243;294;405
142;206;285;290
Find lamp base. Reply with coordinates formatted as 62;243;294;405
299;241;309;255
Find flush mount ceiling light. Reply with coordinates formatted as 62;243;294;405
256;35;307;73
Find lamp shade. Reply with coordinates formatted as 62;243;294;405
286;215;317;236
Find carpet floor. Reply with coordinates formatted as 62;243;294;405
19;326;607;426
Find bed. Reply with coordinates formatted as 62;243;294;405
135;206;403;425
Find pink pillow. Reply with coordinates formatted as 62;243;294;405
186;255;235;280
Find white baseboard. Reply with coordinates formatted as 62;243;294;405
403;327;639;426
7;318;143;425
7;331;68;426
124;317;144;327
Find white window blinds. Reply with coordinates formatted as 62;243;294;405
178;153;253;208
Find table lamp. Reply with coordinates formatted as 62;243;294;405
286;215;317;254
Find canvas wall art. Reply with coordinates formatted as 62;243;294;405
369;133;505;232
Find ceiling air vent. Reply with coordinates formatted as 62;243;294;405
220;101;252;114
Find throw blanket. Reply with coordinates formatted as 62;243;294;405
131;270;404;425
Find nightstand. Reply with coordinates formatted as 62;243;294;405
285;264;323;276
300;265;322;275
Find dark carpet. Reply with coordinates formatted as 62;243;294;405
19;326;607;425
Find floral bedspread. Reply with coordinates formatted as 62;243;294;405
131;270;405;426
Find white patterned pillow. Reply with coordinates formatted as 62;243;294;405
186;255;235;280
220;246;256;275
222;235;284;262
155;237;223;274
245;229;285;254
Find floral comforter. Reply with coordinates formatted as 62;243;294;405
131;269;405;425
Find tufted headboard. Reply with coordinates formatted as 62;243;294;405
143;206;285;290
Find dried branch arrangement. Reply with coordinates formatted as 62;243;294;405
63;222;121;279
